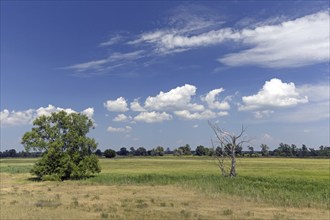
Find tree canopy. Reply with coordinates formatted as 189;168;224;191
21;111;101;180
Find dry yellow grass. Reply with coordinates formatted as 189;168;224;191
1;173;329;220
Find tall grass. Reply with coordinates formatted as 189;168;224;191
85;172;329;208
1;157;329;209
83;157;330;209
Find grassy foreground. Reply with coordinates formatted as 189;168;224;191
0;157;329;219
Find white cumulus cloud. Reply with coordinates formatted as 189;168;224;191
174;109;227;120
113;114;131;122
144;84;204;111
239;78;308;111
253;110;274;119
130;99;146;112
1;105;94;127
81;107;94;119
104;97;129;112
134;111;173;123
0;109;34;126
276;82;330;122
202;88;230;110
107;125;132;133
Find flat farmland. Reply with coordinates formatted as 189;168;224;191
0;157;329;219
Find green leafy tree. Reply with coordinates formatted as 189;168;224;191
260;144;269;156
195;145;206;156
104;149;116;158
135;147;147;156
129;147;135;156
248;146;254;155
95;149;103;157
21;111;101;180
173;148;183;156
118;147;129;156
151;146;165;156
301;144;309;157
178;144;192;155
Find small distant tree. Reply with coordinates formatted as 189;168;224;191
8;149;17;157
178;144;192;155
165;147;172;154
129;147;135;156
260;144;269;156
301;144;309;157
135;147;147;156
195;145;206;156
173;148;183;156
209;122;248;177
118;147;129;156
21;111;101;180
95;149;103;157
104;149;116;158
248;146;254;155
151;146;164;156
207;147;214;156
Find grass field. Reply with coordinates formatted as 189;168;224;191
0;157;329;219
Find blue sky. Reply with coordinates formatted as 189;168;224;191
1;1;329;151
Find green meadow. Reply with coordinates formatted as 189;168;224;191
1;157;329;219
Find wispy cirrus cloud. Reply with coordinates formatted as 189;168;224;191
64;50;145;75
131;9;329;67
219;10;330;68
64;6;329;77
99;35;123;47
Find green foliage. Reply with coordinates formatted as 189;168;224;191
134;147;147;156
117;147;129;156
150;146;164;156
174;144;192;156
21;111;101;180
104;149;116;158
260;144;269;156
195;145;206;156
95;149;103;157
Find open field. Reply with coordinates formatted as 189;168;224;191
0;157;329;219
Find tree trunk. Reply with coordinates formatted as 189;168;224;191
230;150;236;177
230;141;236;177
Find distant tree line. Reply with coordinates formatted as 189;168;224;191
1;143;329;158
92;143;330;158
96;146;168;158
0;149;42;158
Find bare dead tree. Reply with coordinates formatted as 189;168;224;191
209;122;249;177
